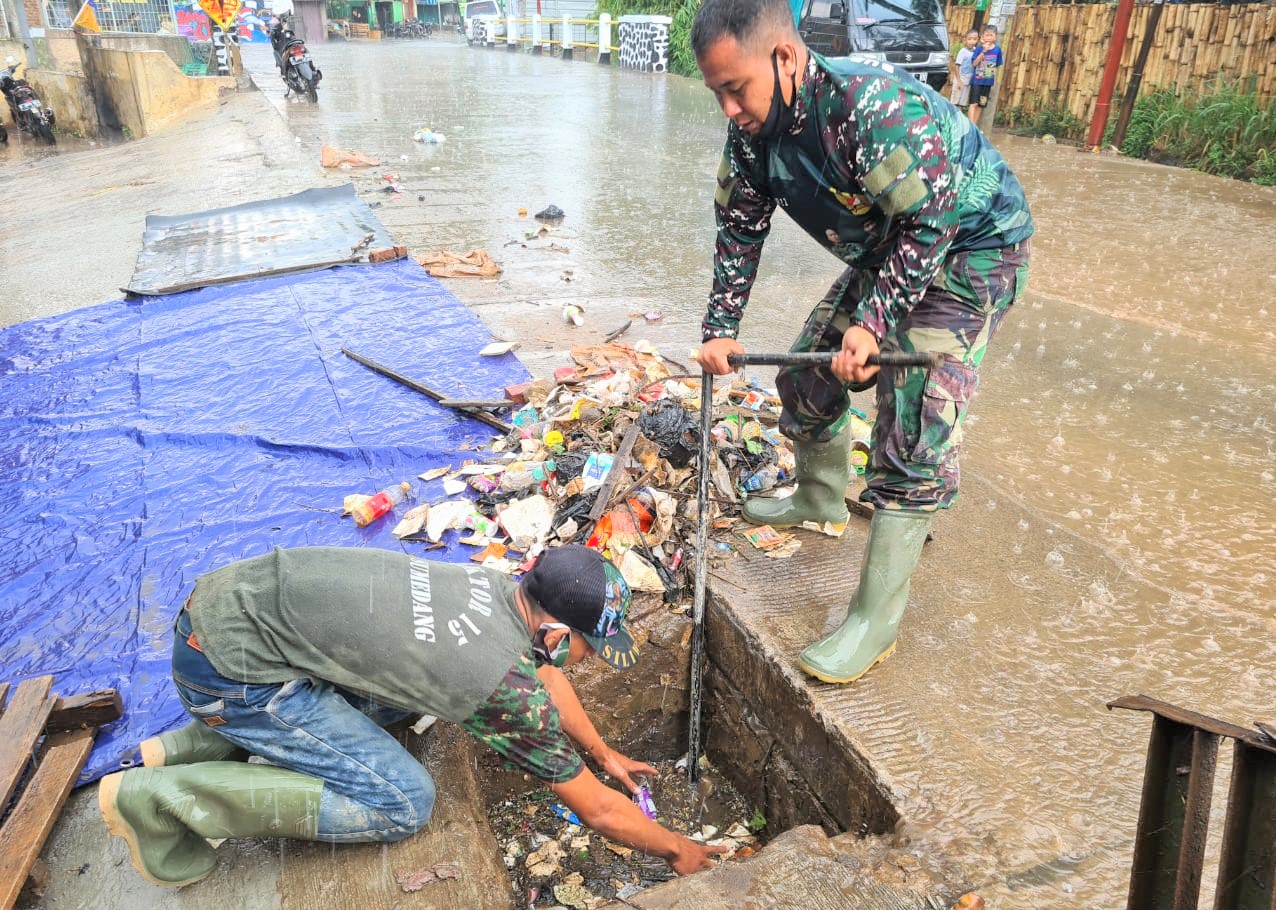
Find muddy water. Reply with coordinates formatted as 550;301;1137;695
246;40;1276;904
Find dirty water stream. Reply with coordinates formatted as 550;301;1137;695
245;39;1276;906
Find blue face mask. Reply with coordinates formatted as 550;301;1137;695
532;622;572;668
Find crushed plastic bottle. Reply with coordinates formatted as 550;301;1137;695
633;782;657;820
500;460;555;492
741;465;787;493
351;481;412;527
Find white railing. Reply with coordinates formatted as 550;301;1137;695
471;13;671;71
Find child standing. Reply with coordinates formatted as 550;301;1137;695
950;29;979;111
968;25;1004;127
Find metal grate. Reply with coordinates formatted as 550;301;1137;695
1110;694;1276;910
43;0;181;33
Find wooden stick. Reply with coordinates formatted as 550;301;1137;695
587;421;642;523
436;399;517;410
603;319;632;343
342;349;512;433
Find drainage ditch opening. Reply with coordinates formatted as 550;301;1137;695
471;590;848;907
478;754;766;907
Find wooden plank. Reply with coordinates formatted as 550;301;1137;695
0;677;55;814
44;689;124;735
0;729;94;910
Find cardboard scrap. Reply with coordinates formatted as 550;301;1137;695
392;503;430;539
425;500;473;542
742;525;790;551
416;249;502;279
394;861;460;892
320;145;380;168
616;548;664;593
765;538;802;559
470;542;508;563
498;494;555;550
553;882;596;910
525;840;564;877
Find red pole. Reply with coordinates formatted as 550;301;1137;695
1086;0;1135;149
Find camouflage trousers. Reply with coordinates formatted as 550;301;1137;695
776;241;1030;512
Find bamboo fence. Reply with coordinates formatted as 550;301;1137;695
945;2;1276;128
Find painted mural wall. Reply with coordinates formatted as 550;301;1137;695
175;0;276;41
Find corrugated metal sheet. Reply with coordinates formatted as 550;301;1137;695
126;183;397;296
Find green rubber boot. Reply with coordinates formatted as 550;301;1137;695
139;721;247;768
99;762;323;887
798;509;932;684
742;432;852;536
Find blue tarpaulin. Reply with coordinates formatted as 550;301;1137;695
0;259;529;784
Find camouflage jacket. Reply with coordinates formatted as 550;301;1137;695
704;52;1035;342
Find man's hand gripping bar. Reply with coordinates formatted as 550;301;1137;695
725;351;944;369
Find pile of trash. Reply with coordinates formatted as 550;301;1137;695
485;756;764;909
343;340;874;589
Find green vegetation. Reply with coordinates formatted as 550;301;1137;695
1116;80;1276;185
669;0;702;78
1000;103;1086;141
595;0;702;77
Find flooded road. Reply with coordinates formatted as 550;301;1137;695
245;40;1276;905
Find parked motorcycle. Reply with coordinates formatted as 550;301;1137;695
0;58;55;145
269;17;321;102
390;17;433;38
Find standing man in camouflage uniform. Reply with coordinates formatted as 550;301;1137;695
692;0;1033;685
99;545;723;887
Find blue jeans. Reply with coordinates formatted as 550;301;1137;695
171;609;435;842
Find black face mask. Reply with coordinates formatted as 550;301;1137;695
756;49;799;142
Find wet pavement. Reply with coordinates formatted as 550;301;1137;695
243;37;1276;905
0;89;339;326
0;35;1271;908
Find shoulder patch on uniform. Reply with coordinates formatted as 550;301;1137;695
863;146;917;197
881;170;931;216
715;154;738;208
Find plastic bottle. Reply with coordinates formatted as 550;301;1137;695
633;783;658;820
742;465;785;493
500;460;554;492
351;482;412;527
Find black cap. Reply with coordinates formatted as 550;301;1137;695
521;545;638;670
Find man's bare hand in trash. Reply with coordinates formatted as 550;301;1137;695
832;326;880;386
697;338;744;375
595;744;657;796
672;839;729;875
